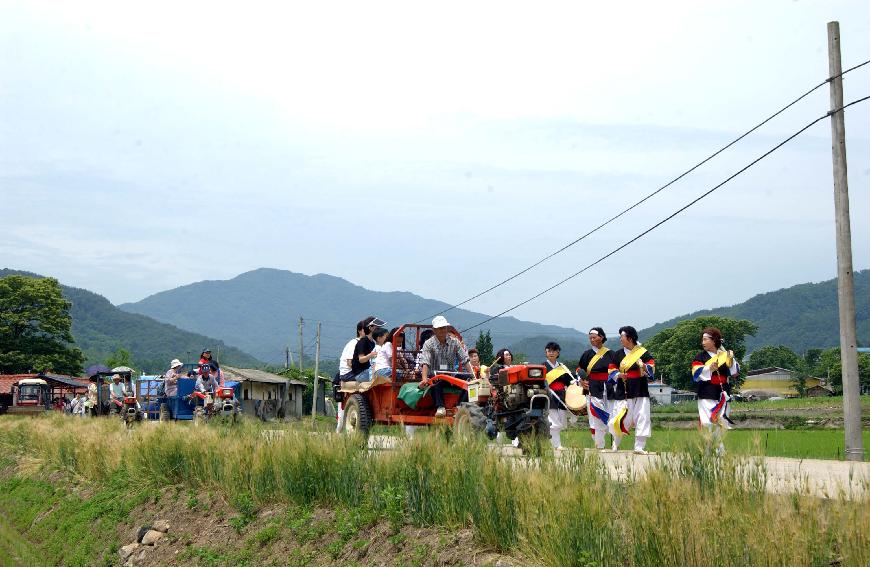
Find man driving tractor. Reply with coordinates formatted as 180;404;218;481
418;316;471;417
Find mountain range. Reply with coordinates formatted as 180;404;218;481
509;269;870;359
119;268;582;364
0;269;262;372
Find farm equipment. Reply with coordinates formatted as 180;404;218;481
339;324;470;435
6;378;51;415
88;368;143;426
156;377;241;425
459;364;551;450
337;323;551;451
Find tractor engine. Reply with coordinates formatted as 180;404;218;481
493;365;549;411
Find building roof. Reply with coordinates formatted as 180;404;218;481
746;367;794;376
221;366;307;387
0;374;40;394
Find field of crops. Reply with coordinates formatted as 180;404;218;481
0;415;868;566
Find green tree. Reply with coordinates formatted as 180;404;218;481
747;345;806;372
105;348;133;371
644;316;757;391
475;330;494;364
0;275;85;375
812;347;870;394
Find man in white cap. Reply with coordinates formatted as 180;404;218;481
419;316;472;417
164;359;185;398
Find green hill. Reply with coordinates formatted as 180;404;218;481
120;268;582;364
1;270;262;373
637;269;870;353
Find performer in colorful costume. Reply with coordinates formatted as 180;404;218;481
607;326;655;453
577;327;615;450
691;327;739;452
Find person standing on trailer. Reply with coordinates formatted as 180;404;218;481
607;326;655;454
577;327;615;450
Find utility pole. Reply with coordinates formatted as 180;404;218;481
827;21;863;462
311;322;322;423
285;347;289;369
298;316;304;371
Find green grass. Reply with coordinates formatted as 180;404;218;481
1;414;868;567
653;395;870;414
562;428;870;460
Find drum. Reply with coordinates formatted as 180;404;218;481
565;384;587;414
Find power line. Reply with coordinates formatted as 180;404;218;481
460;94;870;334
421;59;870;325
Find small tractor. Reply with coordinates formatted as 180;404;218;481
458;363;551;449
337;323;551;451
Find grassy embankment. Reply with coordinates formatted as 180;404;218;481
1;415;868;567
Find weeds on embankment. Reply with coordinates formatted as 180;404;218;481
0;415;868;567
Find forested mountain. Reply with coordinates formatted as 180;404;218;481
507;271;870;359
0;270;262;372
120;268;581;364
637;270;870;353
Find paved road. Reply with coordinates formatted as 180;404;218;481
366;435;869;500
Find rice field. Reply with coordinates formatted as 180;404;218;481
0;415;868;566
561;428;870;460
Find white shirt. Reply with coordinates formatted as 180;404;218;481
339;338;359;375
373;342;393;372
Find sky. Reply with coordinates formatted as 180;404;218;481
2;0;869;337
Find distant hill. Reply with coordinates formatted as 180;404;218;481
120;268;582;364
636;269;870;353
1;269;262;373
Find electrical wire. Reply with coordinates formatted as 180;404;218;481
420;58;870;324
460;94;870;334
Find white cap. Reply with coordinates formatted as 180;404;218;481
170;359;183;369
432;315;451;329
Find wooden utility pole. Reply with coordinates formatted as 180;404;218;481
285;347;289;369
827;21;863;462
298;316;304;371
311;322;322;423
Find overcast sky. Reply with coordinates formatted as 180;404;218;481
2;0;869;336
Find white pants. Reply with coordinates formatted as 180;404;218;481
608;397;651;450
549;409;568;448
698;398;732;429
587;396;611;449
336;403;345;432
496;432;521;447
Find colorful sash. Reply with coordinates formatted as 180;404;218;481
546;363;571;385
705;349;732;372
612;406;630;436
589;402;610;424
586;347;610;376
619;346;648;374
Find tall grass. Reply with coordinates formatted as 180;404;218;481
1;415;868;566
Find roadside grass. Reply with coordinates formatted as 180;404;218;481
1;415;868;566
561;428;870;460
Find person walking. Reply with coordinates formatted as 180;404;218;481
577;327;615;450
543;342;571;450
607;326;655;454
691;327;739;454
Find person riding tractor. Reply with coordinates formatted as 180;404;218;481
418;316;472;417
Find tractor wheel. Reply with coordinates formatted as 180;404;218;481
159;403;170;422
193;407;205;427
453;403;487;441
342;394;372;436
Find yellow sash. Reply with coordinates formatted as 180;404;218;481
705;349;732;371
586;347;610;376
546;363;570;385
619;346;648;374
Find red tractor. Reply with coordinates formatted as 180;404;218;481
338;324;551;450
